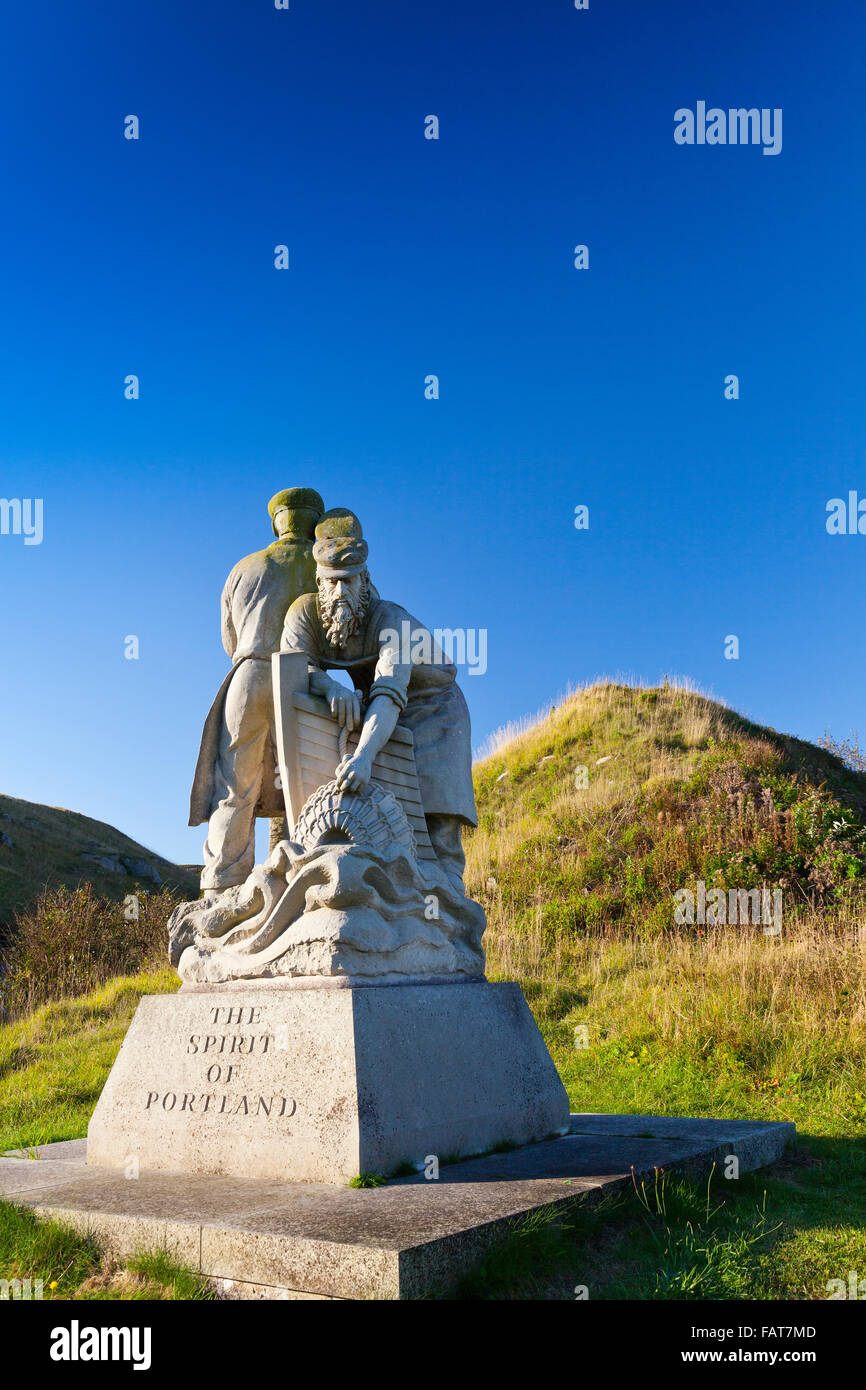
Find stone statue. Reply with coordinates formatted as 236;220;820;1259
282;508;477;888
89;487;570;1185
188;487;324;892
168;507;485;985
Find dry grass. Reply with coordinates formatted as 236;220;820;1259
468;681;727;882
485;909;866;1046
481;905;866;1138
473;675;724;764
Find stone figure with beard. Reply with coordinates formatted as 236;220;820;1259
280;508;477;887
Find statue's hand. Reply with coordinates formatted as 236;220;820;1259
329;687;361;731
335;750;373;792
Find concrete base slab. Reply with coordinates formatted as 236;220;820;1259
2;1113;795;1300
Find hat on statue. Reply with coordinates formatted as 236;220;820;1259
267;487;325;536
313;508;368;577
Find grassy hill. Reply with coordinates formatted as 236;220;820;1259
459;681;866;1296
0;792;199;929
467;679;866;936
465;681;866;1134
2;680;865;1298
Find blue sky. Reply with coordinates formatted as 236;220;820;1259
1;0;864;865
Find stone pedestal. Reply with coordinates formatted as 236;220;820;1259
86;981;571;1184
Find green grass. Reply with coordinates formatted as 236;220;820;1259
0;967;178;1152
1;952;863;1301
78;1248;217;1301
0;1197;101;1297
452;1150;866;1300
456;1203;578;1299
461;681;866;1298
0;1201;213;1300
1;681;865;1299
523;938;866;1141
452;1168;795;1301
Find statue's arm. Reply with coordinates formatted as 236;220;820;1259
334;613;412;790
309;667;361;727
309;667;337;699
334;693;399;792
356;694;399;755
220;574;238;659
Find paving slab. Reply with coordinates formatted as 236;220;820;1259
2;1138;87;1163
0;1113;795;1299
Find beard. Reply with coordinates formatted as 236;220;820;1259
323;603;362;648
318;575;369;649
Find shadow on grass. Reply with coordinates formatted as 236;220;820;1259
443;1134;866;1301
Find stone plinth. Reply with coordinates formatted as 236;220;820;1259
5;1115;796;1300
86;981;570;1184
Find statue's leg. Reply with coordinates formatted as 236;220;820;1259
201;660;271;890
425;814;466;890
268;816;288;852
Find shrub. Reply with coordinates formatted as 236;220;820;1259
0;883;181;1019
